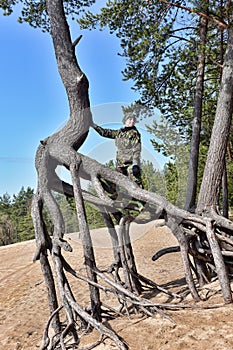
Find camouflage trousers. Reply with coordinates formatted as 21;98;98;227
100;164;144;210
116;164;143;187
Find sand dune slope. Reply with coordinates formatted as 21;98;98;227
1;221;233;350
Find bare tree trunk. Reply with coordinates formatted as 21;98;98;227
185;2;208;211
222;159;229;218
32;0;102;331
197;26;233;213
219;12;229;219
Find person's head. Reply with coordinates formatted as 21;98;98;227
122;114;136;127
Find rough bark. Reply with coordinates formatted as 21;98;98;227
205;218;232;303
222;159;229;218
185;3;208;211
70;161;101;321
197;26;233;212
117;216;143;294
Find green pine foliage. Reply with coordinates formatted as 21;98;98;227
0;186;107;246
79;0;233;209
54;193;106;233
0;159;185;245
83;184;106;229
0;0;96;31
164;162;179;205
85;202;106;230
141;160;165;195
0;187;34;245
79;0;225;136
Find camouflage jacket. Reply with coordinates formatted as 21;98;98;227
93;124;141;167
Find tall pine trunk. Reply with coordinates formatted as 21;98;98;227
197;26;233;213
185;4;208;211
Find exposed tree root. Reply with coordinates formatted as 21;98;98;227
32;1;233;348
32;146;233;348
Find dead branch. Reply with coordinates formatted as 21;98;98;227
65;291;128;350
152;246;181;261
94;268;174;322
72;35;82;47
41;305;63;350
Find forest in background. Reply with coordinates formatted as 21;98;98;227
1;150;233;247
1;157;233;247
0;159;177;246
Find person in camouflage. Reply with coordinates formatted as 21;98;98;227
92;114;142;185
92;114;144;210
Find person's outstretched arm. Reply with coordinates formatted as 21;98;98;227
92;123;118;139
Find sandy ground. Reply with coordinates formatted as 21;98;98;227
1;220;233;350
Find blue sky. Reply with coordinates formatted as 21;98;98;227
0;5;164;197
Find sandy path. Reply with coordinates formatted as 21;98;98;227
1;221;233;349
